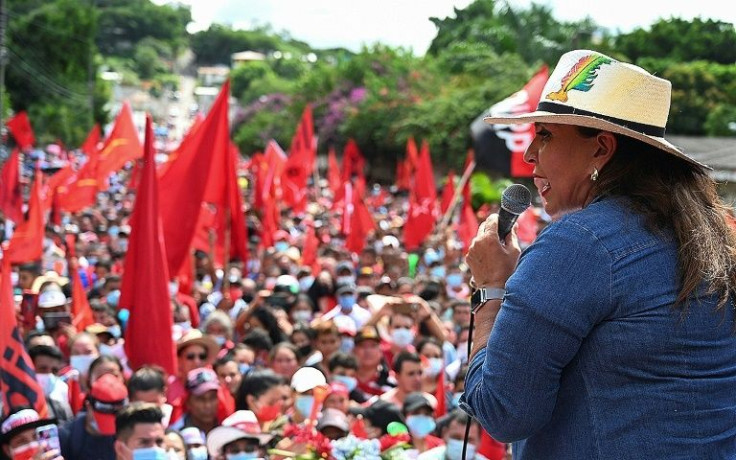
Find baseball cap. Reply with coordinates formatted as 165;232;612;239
206;410;273;457
37;289;67;309
335;261;354;275
88;374;129;435
354;325;381;344
335;282;357;296
186;368;220;396
290;367;327;393
326;382;349;398
180;427;206;446
402;392;436;415
316;408;349;433
0;409;56;446
350;400;404;434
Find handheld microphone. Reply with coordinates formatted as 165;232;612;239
498;184;532;242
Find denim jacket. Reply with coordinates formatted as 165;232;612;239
460;196;736;459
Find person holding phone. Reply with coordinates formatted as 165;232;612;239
0;408;62;460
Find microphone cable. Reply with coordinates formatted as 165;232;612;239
461;303;477;459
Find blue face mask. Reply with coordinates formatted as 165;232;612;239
340;337;355;353
299;276;314;292
451;392;463;408
238;363;251;376
332;375;357;393
295;395;315;418
406;415;436;439
226;453;259;460
187;446;209;460
274;241;290;252
213;336;226;346
430;266;446;278
132;447;168;460
107;324;122;339
338;295;356;310
446;438;474;460
446;273;464;288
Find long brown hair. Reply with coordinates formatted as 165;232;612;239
584;128;736;312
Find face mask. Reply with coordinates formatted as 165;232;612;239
175;321;192;332
274;241;290;252
338;295;356;310
406;415;436;439
332;375;357;393
109;226;120;237
297;344;313;357
340;337;355;354
430;266;446;278
446;438;474;460
391;328;414;348
107;324;122;339
11;441;40;460
336;275;355;286
70;354;95;374
424;358;444;378
456;342;469;362
242;293;254;304
295;394;315;418
35;373;59;395
187;446;208;460
118;239;129;252
298;276;314;292
446;273;464;288
132;447;168;460
168;281;180;296
166;449;184;460
451;392;463;408
292;310;312;323
87;257;98;266
256;403;281;423
238;363;251;376
226;453;259;460
213;336;226;347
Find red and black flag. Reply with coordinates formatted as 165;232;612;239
0;247;48;417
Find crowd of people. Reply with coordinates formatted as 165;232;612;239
0;143;546;460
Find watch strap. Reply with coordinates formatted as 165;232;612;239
471;287;505;314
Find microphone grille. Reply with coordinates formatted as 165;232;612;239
501;184;532;215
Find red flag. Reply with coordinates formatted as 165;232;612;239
59;148;99;213
478;429;506;460
396;137;418;191
345;182;375;255
81;124;101;157
301;221;319;272
6;112;35;151
159;81;230;276
340;139;365;182
121;115;176;375
7;169;44;264
440;171;456;215
66;235;95;331
434;368;447;417
0;248;48;417
157;114;204;178
327;147;341;195
290;104;316;172
0;149;23;222
96;102;143;188
458;152;479;250
403;141;438;251
282;106;316;214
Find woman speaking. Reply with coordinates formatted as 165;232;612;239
461;49;736;459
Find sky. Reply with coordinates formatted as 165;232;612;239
158;0;736;54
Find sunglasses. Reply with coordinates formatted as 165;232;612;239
185;352;208;361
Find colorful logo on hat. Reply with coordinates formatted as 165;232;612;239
546;54;613;103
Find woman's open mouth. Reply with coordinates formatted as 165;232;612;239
534;176;550;197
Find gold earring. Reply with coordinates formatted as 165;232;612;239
591;168;599;181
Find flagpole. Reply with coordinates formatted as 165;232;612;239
436;160;476;234
221;207;231;296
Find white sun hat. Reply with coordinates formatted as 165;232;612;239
483;49;708;170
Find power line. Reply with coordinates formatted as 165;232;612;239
6;47;89;103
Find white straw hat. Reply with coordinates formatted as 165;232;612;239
483;49;708;170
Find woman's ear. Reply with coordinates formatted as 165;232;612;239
246;394;256;410
594;131;617;163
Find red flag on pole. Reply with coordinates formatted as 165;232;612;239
159;81;230;276
96;102;143;188
301;221;320;274
121;115;176;375
327;147;341;196
65;235;95;332
403;141;438;251
0;149;23;223
434;368;447;418
340;139;365;183
345;187;375;255
0;248;48;417
440;171;456;215
7;168;44;264
81;124;101;157
59;148;100;213
6;112;35;151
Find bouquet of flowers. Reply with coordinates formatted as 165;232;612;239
270;424;334;460
377;422;414;460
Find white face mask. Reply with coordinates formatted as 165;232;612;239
424;358;444;378
70;354;96;375
446;437;475;460
391;328;414;348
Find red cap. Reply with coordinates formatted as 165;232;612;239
88;374;128;436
